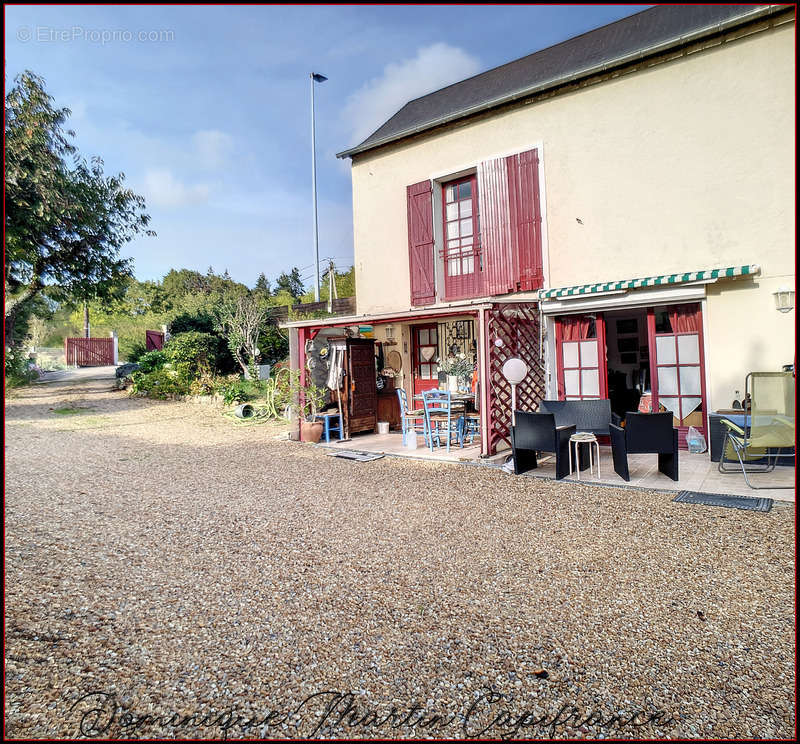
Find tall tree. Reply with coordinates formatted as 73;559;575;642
214;294;269;377
275;267;304;300
4;71;154;340
254;272;272;296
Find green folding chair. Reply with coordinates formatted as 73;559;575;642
718;372;795;489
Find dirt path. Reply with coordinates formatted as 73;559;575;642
4;376;795;739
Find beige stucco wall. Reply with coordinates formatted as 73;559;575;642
704;275;795;409
348;18;795;412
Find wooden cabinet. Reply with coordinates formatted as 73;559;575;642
344;338;377;435
377;388;402;430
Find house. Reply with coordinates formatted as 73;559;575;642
284;4;795;457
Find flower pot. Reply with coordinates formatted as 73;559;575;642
448;375;459;393
300;419;324;443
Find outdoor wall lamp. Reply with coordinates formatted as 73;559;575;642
385;324;395;340
773;286;794;313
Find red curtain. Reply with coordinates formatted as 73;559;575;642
672;304;699;333
561;315;594;341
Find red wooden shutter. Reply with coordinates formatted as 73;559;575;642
477;157;514;295
506;148;543;291
407;180;435;306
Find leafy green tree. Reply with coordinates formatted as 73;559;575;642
161;269;210;298
4;71;153;341
258;324;289;366
117;277;171;316
267;289;297;308
214;294;269;378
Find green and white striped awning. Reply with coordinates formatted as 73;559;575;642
539;264;760;300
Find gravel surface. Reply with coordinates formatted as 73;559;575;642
5;375;795;740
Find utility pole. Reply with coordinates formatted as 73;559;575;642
327;259;335;313
310;72;327;303
83;300;90;338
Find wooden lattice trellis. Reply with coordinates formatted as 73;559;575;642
485;303;546;454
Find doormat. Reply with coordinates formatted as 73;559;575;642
326;450;385;462
673;491;773;512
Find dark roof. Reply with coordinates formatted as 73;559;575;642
338;4;787;158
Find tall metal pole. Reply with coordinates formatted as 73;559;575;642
310;74;320;302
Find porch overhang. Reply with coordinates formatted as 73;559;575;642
280;303;493;330
538;264;760;314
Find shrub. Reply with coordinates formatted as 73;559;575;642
211;336;239;375
219;378;252;406
168;311;238;375
258;324;289;366
169;310;216;335
129;368;188;399
137;350;167;374
163;331;217;382
5;346;38;387
188;372;216;396
126;341;148;363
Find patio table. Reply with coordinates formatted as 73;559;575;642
413;392;475;405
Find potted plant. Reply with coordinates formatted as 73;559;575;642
437;357;458;392
299;380;327;443
440;354;474;393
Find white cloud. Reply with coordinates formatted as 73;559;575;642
192;129;234;170
341;42;482;147
142;169;210;208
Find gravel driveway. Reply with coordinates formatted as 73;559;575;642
5;375;795;739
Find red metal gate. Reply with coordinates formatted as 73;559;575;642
64;337;114;366
146;330;165;351
484;303;546;454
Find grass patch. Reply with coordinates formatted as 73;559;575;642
52;406;90;415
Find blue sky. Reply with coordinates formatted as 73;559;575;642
5;4;648;290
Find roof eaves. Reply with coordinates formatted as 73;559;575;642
336;5;784;160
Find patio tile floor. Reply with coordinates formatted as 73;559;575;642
318;432;795;502
319;430;483;463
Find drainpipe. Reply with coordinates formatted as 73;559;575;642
478;307;490;457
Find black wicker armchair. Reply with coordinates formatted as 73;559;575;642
510;411;575;480
610;412;679;481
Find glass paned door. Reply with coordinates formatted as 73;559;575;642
555;315;607;400
412;324;440;396
648;304;707;448
441;175;483;300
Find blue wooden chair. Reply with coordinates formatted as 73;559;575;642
459;413;480;446
396;388;425;445
422;389;460;452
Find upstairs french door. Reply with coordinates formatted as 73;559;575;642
555;314;608;400
441;175;483;300
647;303;707;448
